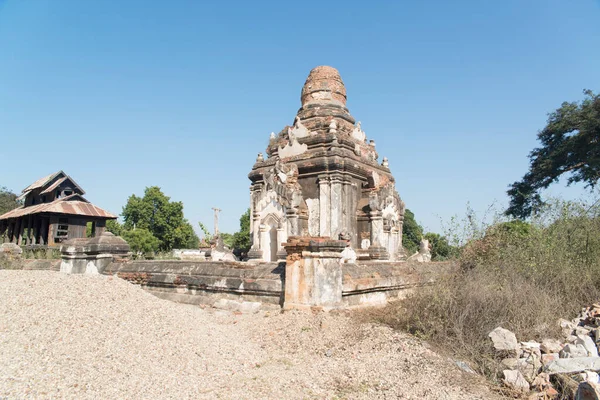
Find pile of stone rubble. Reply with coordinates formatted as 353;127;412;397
489;304;600;399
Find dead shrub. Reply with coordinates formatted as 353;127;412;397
372;197;600;381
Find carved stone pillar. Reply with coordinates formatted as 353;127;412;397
247;210;264;261
397;220;406;260
368;210;389;260
286;209;300;236
318;175;331;237
329;173;343;239
276;226;287;261
391;228;398;261
340;176;354;240
259;224;270;262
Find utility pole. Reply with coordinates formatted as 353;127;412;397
211;207;221;235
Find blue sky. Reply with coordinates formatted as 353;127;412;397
0;0;599;237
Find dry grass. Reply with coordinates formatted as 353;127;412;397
371;198;600;381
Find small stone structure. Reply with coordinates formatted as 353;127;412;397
283;236;347;311
60;232;130;274
248;66;406;263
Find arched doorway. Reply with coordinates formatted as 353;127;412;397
261;214;281;263
269;225;278;262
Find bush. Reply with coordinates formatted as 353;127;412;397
122;228;160;259
373;197;600;380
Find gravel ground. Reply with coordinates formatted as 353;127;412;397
0;271;500;399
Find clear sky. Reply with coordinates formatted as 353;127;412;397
0;0;599;237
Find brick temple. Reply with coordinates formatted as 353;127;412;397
247;66;406;262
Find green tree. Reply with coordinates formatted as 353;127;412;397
106;219;123;236
220;232;235;248
0;186;18;215
122;228;160;257
507;90;600;218
402;209;423;254
121;186;199;251
423;232;459;261
232;208;251;254
488;220;533;238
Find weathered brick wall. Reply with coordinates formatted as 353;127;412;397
342;261;454;307
105;260;285;309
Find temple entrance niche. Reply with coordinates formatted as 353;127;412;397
260;214;282;263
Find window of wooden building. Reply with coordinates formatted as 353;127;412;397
55;217;69;242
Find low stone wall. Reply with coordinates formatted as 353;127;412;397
105;260;284;311
342;261;454;307
102;259;449;311
2;235;451;312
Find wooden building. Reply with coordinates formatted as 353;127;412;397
0;171;117;247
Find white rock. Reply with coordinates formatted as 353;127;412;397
531;372;552;392
503;369;530;391
501;358;519;370
516;357;541;382
541;353;560;365
489;327;519;355
578;327;594;336
561;318;577;336
545;357;600;374
570;335;583;343
562;344;590;359
521;341;541;349
580;371;600;384
577;335;600;357
541;338;563;354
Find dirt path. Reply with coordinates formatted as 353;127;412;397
0;271;500;399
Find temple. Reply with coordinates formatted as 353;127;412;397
247;66;406;262
0;171;117;247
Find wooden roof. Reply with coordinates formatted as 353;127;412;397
0;194;117;220
22;171;85;196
